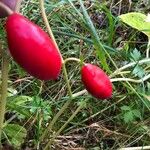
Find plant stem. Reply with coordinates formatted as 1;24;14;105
111;74;150;83
64;57;81;64
0;48;9;148
146;38;150;58
40;62;73;141
0;1;21;148
118;145;150;150
41;58;85;140
38;0;63;62
0;2;13;15
39;0;86;143
41;89;87;141
44;101;85;150
72;89;87;98
110;58;150;77
62;63;73;97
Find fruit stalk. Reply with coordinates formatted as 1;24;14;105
38;0;63;62
40;58;83;140
0;46;9;148
39;0;74;141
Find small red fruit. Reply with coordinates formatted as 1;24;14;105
81;63;112;99
6;13;62;80
0;0;16;18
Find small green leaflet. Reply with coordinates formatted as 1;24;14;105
119;12;150;37
130;49;145;78
3;124;27;148
130;48;141;61
121;106;142;123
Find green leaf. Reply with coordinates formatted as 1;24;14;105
100;5;116;46
124;111;134;123
3;124;27;148
130;48;141;61
30;96;52;121
79;0;110;72
121;105;131;111
7;96;32;118
119;12;150;37
132;109;142;119
132;65;145;78
8;96;32;105
147;82;150;94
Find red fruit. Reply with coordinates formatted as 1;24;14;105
6;13;62;80
0;0;16;18
81;63;112;99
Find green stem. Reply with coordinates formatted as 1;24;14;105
39;0;73;140
62;63;73;97
41;89;87;141
72;89;87;98
146;38;150;58
0;1;21;148
38;0;86;145
0;48;9;148
41;55;85;141
110;58;150;77
64;57;81;64
38;0;84;142
40;62;73;141
110;74;150;83
44;101;85;150
118;145;150;150
38;0;63;62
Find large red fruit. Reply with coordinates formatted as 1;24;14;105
6;13;62;80
81;63;112;99
0;0;17;18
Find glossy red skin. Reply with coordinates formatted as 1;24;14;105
81;64;112;99
6;13;62;80
0;0;16;18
